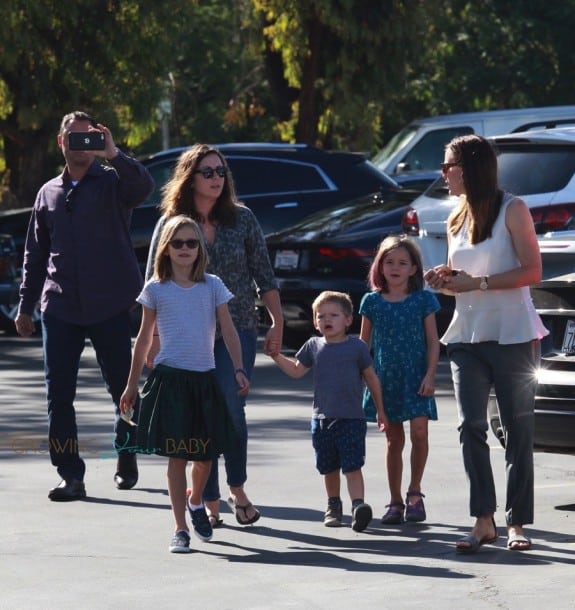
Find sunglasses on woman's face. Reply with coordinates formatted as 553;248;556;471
440;162;460;174
169;238;200;250
194;165;227;179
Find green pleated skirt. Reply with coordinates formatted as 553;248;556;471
136;364;236;460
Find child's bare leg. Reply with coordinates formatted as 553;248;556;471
386;422;405;503
345;468;373;531
344;468;365;503
324;469;341;499
188;459;212;505
407;416;429;499
167;457;188;531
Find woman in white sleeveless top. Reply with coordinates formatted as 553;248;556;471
424;135;547;553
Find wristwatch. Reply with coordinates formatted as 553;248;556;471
479;276;489;291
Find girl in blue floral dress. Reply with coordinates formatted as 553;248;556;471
360;235;440;525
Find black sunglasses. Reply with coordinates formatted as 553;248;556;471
169;238;201;250
194;165;227;179
440;162;460;173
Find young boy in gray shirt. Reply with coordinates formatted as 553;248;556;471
269;291;386;531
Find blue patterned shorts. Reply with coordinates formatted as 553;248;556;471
311;418;367;475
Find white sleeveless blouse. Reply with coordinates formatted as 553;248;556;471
441;193;548;345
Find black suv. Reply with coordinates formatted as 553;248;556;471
140;143;403;230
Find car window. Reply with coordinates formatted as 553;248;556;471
373;125;420;166
498;146;575;195
399;127;475;173
227;158;332;196
145;159;177;203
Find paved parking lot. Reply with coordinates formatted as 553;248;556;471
1;335;575;609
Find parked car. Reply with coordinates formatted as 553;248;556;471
401;126;575;333
140;142;409;236
0;142;412;333
0;143;406;264
263;190;412;349
0;234;21;333
488;272;575;455
372;106;575;193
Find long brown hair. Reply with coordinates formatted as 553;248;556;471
153;215;208;282
160;144;241;227
367;235;424;293
446;134;503;244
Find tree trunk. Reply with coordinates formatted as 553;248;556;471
295;17;325;145
3;130;54;208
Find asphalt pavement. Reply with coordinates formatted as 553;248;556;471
1;334;574;610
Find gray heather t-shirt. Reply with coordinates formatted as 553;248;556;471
137;274;232;372
296;336;372;419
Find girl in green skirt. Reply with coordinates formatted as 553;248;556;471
120;215;249;553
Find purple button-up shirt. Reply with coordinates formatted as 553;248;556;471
19;151;154;325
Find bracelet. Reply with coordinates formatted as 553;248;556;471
235;368;248;377
153;334;160;337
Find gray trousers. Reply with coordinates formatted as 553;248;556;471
447;340;539;526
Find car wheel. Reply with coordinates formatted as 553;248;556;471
0;301;42;334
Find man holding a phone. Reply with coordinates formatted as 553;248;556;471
15;111;154;501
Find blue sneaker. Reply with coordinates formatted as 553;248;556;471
189;505;213;542
169;530;191;553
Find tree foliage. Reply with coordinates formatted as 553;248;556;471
251;0;432;149
0;0;195;205
1;0;575;209
400;0;575;116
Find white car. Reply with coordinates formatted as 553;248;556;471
401;126;575;332
372;105;575;192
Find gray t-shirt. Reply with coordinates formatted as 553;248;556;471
296;336;373;419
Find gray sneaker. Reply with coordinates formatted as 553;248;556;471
323;500;343;527
169;530;191;553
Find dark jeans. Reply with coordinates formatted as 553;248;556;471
42;310;139;482
203;329;257;502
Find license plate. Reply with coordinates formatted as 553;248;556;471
561;319;575;353
274;250;299;270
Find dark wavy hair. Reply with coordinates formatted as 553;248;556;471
160;144;241;227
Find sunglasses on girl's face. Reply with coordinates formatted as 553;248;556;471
194;165;227;179
169;238;200;250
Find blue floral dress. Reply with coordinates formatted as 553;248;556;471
360;290;440;423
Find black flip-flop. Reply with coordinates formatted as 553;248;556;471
227;496;261;525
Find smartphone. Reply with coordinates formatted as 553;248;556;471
68;131;105;150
